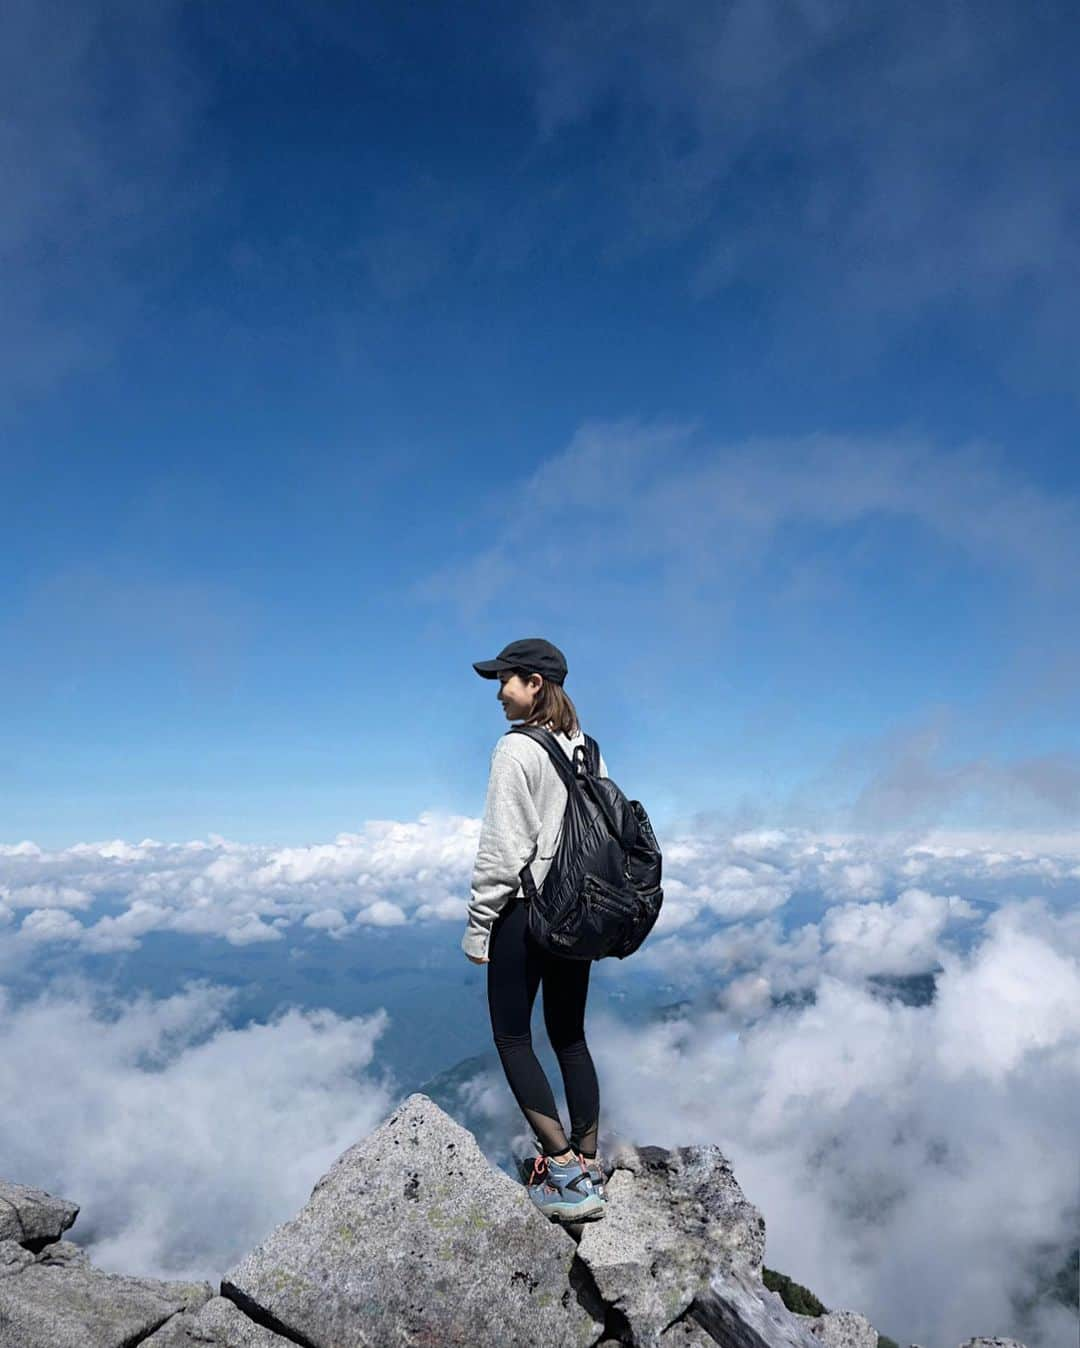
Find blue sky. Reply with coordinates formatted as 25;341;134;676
3;0;1079;848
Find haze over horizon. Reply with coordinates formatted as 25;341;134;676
2;4;1078;1347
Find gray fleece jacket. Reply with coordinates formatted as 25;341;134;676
462;725;608;961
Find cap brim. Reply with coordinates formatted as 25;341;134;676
472;660;509;679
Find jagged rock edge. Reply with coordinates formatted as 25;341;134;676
0;1196;25;1243
116;1306;188;1348
220;1277;321;1348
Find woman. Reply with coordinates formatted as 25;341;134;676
463;637;608;1223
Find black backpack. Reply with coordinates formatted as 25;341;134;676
507;726;663;961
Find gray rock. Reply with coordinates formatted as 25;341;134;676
0;1174;216;1347
142;1294;297;1346
0;1239;35;1278
575;1142;766;1346
30;1239;91;1270
957;1340;1028;1348
809;1308;879;1348
0;1258;214;1348
688;1262;824;1348
0;1179;79;1249
221;1091;605;1348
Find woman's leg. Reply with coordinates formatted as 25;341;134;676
541;950;600;1158
487;897;574;1157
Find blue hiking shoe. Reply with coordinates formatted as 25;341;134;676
525;1153;605;1222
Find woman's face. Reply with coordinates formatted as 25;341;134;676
498;670;541;721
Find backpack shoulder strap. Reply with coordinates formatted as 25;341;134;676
505;726;582;794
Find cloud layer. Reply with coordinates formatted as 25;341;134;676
0;814;478;962
2;818;1076;1346
3;818;1078;979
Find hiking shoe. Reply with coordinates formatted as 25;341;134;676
525;1154;605;1223
576;1153;606;1202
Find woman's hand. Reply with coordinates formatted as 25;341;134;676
465;953;489;964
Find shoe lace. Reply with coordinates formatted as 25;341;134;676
531;1153;581;1197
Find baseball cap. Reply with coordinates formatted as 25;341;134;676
472;638;568;686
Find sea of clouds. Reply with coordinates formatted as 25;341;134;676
2;820;1078;1348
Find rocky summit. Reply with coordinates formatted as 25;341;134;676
0;1093;1029;1348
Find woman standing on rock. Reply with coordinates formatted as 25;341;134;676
463;637;607;1223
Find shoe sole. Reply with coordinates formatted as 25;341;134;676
531;1191;606;1223
532;1196;606;1223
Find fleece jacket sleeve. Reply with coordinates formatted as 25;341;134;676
461;741;542;961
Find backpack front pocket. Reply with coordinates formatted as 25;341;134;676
579;873;639;955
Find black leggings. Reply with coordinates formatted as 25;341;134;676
487;895;600;1158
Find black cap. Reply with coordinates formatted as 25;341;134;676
473;638;568;686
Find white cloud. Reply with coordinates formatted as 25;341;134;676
589;894;1080;1348
2;821;1077;998
421;427;1080;630
0;811;478;966
934;902;1080;1083
415;894;472;922
17;908;86;944
0;882;92;911
0;975;396;1281
303;907;348;931
820;886;978;979
222;914;285;947
356;899;408;927
635;826;1079;994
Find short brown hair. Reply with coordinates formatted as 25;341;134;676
507;669;580;736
